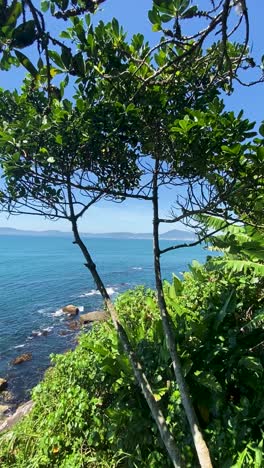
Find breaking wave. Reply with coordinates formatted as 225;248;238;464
79;287;118;298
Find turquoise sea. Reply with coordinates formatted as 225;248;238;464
0;235;209;405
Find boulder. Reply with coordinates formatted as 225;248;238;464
62;304;79;315
11;353;32;365
0;400;34;433
59;329;71;336
67;321;80;331
1;391;13;402
0;378;7;392
0;405;10;420
80;310;107;325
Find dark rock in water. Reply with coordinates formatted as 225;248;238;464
0;405;10;420
67;321;80;331
11;353;32;365
0;378;8;392
0;400;34;433
80;311;107;325
62;304;79;315
0;391;13;402
59;330;71;336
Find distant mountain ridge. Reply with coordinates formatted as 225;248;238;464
0;227;196;240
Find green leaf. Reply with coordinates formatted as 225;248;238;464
6;1;22;26
41;1;50;13
213;290;236;331
259;123;264;137
194;371;222;393
153;0;175;15
172;274;183;296
145;296;157;312
148;9;160;25
85;14;91;28
75;23;86;42
72;52;85;76
152;23;162;32
61;46;72;69
239;356;263;374
76;98;84;111
112;18;119;36
12;20;36;48
60;30;72;39
48;50;65;69
160;14;173;22
39;147;48;154
14;50;38;77
55;135;63;145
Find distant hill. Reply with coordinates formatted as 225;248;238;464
0;227;196;240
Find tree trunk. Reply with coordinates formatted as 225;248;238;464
152;159;213;468
68;206;182;467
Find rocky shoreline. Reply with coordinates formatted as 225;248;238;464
0;306;107;433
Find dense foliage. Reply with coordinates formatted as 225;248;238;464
1;248;263;467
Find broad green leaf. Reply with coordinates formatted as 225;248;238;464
12;20;36;48
194;371;222;393
55;135;63;145
6;1;22;26
112;18;119;36
61;46;72;69
213;290;236;331
41;1;50;13
48;50;65;69
148;9;160;25
259;123;264;137
239;356;263;374
172;274;183;296
14;50;38;77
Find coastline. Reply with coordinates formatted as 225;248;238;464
0;309;107;432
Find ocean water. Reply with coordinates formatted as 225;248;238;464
0;235;209;404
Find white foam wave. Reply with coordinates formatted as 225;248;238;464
37;308;49;314
79;287;118;298
43;326;54;333
14;344;25;349
30;327;54;337
132;267;143;270
31;330;40;336
52;308;64;317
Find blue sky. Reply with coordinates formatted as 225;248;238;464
0;0;263;233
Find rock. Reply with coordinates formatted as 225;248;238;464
62;304;79;315
59;330;71;336
11;353;32;365
0;378;7;392
0;400;34;433
0;405;10;420
1;391;13;402
80;311;107;325
67;321;80;331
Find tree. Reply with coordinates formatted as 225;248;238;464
0;86;184;466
